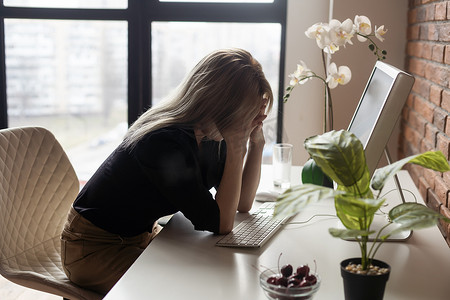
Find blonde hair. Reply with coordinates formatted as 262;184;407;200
123;48;273;149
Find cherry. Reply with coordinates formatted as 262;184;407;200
287;277;301;287
281;264;293;277
267;275;278;285
276;276;288;287
296;265;310;278
299;279;312;287
304;274;317;285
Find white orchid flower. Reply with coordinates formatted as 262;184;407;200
329;18;355;47
354;15;372;42
289;61;313;85
326;63;352;89
305;22;332;50
375;25;388;42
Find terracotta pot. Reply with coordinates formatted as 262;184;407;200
340;258;390;300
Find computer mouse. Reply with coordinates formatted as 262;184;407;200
255;191;279;202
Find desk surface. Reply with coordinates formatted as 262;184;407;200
105;166;450;300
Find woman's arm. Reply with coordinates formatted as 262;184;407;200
237;127;264;213
215;103;267;233
214;128;248;234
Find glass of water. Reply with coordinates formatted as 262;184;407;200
273;143;293;190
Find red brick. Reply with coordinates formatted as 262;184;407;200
435;175;450;206
429;84;443;106
417;6;427;22
447;118;450;135
425;122;438;147
424;168;439;189
408;24;421;40
443;89;450;111
421;138;435;153
409;108;427;134
427;188;442;212
435;2;448;20
426;3;436;20
437;132;450;159
408;7;418;23
431;44;445;62
411;78;431;99
439;24;450;42
424;63;450;87
428;24;439;41
448;1;450;20
444;170;450;186
409;57;427;77
413;96;435;122
404;123;423;147
407;93;415;109
445;45;450;64
423;42;433;59
434;107;448;131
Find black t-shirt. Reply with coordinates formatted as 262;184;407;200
73;126;226;236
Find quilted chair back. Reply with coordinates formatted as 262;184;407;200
0;127;102;300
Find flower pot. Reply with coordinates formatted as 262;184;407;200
340;258;390;300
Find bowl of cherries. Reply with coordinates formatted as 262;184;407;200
260;263;320;300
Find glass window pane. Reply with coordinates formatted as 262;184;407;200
4;0;127;9
152;21;281;163
159;1;273;2
5;19;128;182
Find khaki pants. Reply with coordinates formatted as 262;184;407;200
61;207;159;295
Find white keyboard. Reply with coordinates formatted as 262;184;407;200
215;202;289;248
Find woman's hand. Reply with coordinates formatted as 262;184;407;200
249;101;268;146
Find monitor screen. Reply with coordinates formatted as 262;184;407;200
347;61;415;176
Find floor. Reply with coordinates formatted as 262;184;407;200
0;276;59;300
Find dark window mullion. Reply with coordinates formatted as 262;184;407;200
128;0;151;125
147;2;285;22
0;18;7;129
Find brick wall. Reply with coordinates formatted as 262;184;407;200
400;0;450;246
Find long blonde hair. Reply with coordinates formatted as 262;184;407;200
123;48;273;149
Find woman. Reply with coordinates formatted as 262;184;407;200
61;48;273;295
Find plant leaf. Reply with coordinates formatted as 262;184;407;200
334;194;385;230
329;227;374;239
387;202;450;237
274;184;337;218
304;130;368;188
371;151;450;191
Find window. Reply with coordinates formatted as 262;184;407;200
0;0;287;180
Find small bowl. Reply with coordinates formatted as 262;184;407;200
259;268;321;300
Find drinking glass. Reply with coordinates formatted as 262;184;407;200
273;143;293;189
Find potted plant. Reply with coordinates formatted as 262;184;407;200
273;130;450;300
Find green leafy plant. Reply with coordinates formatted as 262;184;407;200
274;130;450;270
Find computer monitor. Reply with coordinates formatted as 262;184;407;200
347;61;415;176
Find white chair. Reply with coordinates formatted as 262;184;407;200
0;126;103;300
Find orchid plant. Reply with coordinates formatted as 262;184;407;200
284;15;388;132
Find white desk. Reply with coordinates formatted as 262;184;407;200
104;166;450;300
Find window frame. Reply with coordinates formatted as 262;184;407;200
0;0;287;141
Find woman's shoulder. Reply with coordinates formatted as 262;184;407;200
138;126;196;149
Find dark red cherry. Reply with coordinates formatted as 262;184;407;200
287;277;301;287
267;275;278;285
296;265;310;278
281;264;293;277
305;274;317;285
276;276;288;287
299;279;312;287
